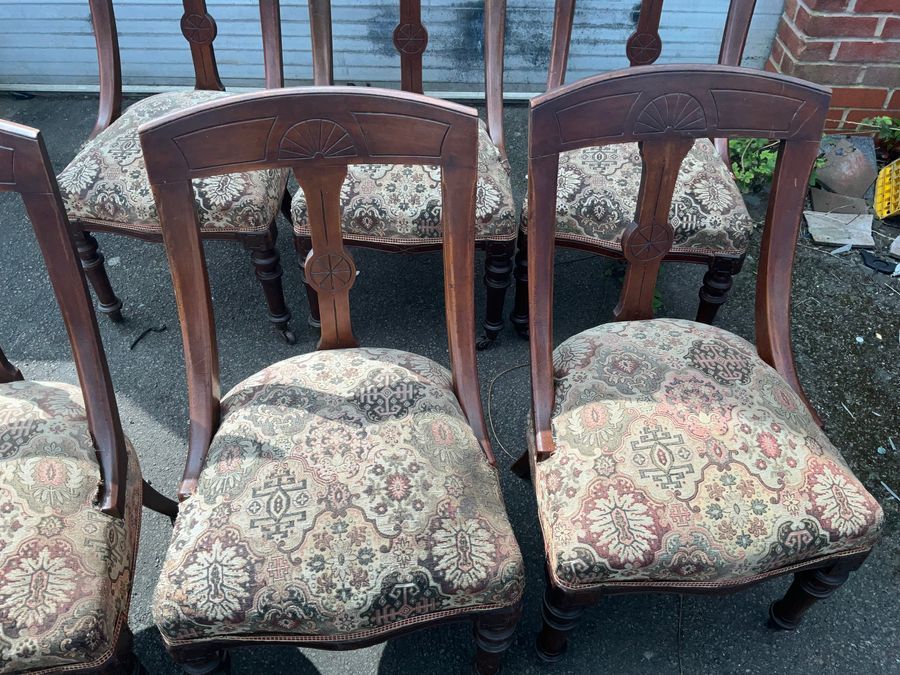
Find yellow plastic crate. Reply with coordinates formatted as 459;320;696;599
874;158;900;220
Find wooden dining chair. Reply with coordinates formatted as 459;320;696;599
518;65;882;664
55;0;297;342
292;0;517;349
509;0;760;338
0;119;178;673
139;87;523;674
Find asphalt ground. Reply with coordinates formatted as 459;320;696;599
0;92;897;674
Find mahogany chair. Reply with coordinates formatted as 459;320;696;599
139;87;523;673
0;120;178;673
293;0;516;349
509;0;760;338
55;0;297;342
519;66;883;664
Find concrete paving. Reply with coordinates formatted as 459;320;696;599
0;92;897;675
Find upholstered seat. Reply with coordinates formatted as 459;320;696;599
531;319;882;589
0;381;141;673
57;91;288;235
522;139;754;256
153;348;523;644
291;121;517;245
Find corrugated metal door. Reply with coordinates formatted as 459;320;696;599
0;0;783;94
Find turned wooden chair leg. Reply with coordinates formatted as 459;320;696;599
169;645;231;675
73;230;123;322
696;255;743;325
243;229;295;344
769;553;868;630
142;479;178;522
510;229;529;339
473;604;522;675
478;239;516;350
293;233;321;328
536;583;585;663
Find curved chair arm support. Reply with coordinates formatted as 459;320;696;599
88;0;122;138
484;0;508;162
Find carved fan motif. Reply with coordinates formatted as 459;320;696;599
393;23;428;55
623;222;674;262
278;120;357;160
626;32;662;65
306;253;356;292
635;93;707;135
180;13;216;44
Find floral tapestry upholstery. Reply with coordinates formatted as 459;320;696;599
153;348;523;645
521;139;754;256
291;121;516;245
57;91;288;235
0;381;142;673
531;319;882;589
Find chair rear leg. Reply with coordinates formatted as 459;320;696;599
473;603;522;675
769;552;869;630
73;230;123;322
696;255;743;324
478;239;515;350
510;229;529;339
536;582;585;663
293;233;321;329
243;228;295;344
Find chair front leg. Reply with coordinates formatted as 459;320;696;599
292;233;322;329
536;582;586;663
696;255;744;325
73;229;123;322
168;644;230;675
478;239;516;350
243;227;295;344
510;228;529;339
473;603;522;675
769;552;869;630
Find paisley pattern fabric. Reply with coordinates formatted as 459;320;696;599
522;139;754;255
153;348;523;645
291;121;516;244
57;90;288;235
531;319;882;589
0;381;142;673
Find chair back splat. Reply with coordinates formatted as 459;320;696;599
0;120;128;516
87;0;285;137
527;65;830;461
139;87;488;498
546;0;757;89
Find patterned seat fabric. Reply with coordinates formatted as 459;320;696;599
532;319;882;589
0;381;141;673
522;139;754;256
153;348;523;645
291;121;516;244
57;91;288;235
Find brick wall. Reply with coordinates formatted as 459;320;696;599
766;0;899;132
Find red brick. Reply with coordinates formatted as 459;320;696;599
830;86;889;107
765;57;780;73
845;108;891;125
853;0;896;12
888;90;900;109
825;107;848;126
860;66;900;87
777;20;835;60
769;38;786;69
795;6;881;37
804;0;850;10
782;60;865;84
836;41;900;63
882;18;900;39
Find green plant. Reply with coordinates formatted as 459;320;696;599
729;138;825;194
858;116;900;147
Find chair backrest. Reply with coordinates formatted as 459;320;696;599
307;0;508;160
87;0;285;137
546;0;758;90
0;120;128;517
526;65;830;461
138;87;488;499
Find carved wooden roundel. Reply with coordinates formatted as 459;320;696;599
306;253;356;292
279;120;357;160
626;32;662;65
623;222;674;262
393;22;428;55
180;13;217;44
635;93;707;135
